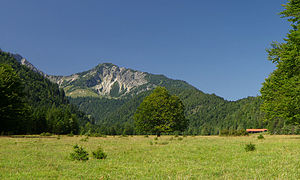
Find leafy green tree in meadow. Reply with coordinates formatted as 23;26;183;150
0;64;30;134
134;86;188;136
261;0;300;125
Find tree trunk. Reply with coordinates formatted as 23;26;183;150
156;132;161;137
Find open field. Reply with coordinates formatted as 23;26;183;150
1;135;300;179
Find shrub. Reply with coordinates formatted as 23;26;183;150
245;143;256;152
169;137;174;141
174;131;180;137
92;147;107;159
178;137;183;141
67;132;74;137
220;129;249;136
57;135;61;140
90;133;101;137
154;137;158;140
149;141;153;145
144;135;149;138
40;132;52;136
257;134;264;139
159;141;169;145
70;144;89;161
90;133;106;137
80;136;89;142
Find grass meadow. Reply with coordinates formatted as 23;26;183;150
1;135;300;179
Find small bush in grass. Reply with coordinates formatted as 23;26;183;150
90;133;101;137
178;137;183;141
67;132;74;137
80;136;89;142
149;141;153;145
245;143;256;152
70;144;89;161
169;137;174;141
40;132;52;136
159;141;169;145
154;137;158;140
57;135;61;140
90;133;106;137
144;135;149;138
220;129;249;136
257;134;264;139
174;135;179;138
92;147;107;159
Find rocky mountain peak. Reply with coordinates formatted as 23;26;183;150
48;63;149;98
8;52;152;98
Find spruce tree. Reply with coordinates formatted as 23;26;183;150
261;0;300;125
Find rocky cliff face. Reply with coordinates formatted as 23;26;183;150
48;63;151;97
12;54;46;76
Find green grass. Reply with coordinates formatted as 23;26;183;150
1;135;300;179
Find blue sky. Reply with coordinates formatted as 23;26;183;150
0;0;290;100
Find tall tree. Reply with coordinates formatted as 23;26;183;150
261;0;300;125
134;86;188;136
0;64;30;134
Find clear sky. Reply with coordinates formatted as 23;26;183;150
0;0;290;100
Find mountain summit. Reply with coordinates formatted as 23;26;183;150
48;63;157;98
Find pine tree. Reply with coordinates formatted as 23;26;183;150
261;0;300;125
0;64;30;134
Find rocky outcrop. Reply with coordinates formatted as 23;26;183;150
48;63;149;97
12;53;46;77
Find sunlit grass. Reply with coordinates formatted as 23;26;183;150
0;135;300;179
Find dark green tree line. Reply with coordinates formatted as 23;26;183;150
0;51;92;134
0;64;30;134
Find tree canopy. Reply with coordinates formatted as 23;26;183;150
261;0;300;125
134;86;188;136
0;64;30;133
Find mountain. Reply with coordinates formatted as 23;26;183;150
46;62;269;135
5;50;293;135
48;63;152;98
2;49;296;135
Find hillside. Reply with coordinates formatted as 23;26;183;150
0;50;92;134
47;62;269;135
4;51;292;135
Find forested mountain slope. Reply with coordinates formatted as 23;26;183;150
0;50;92;134
57;63;269;135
